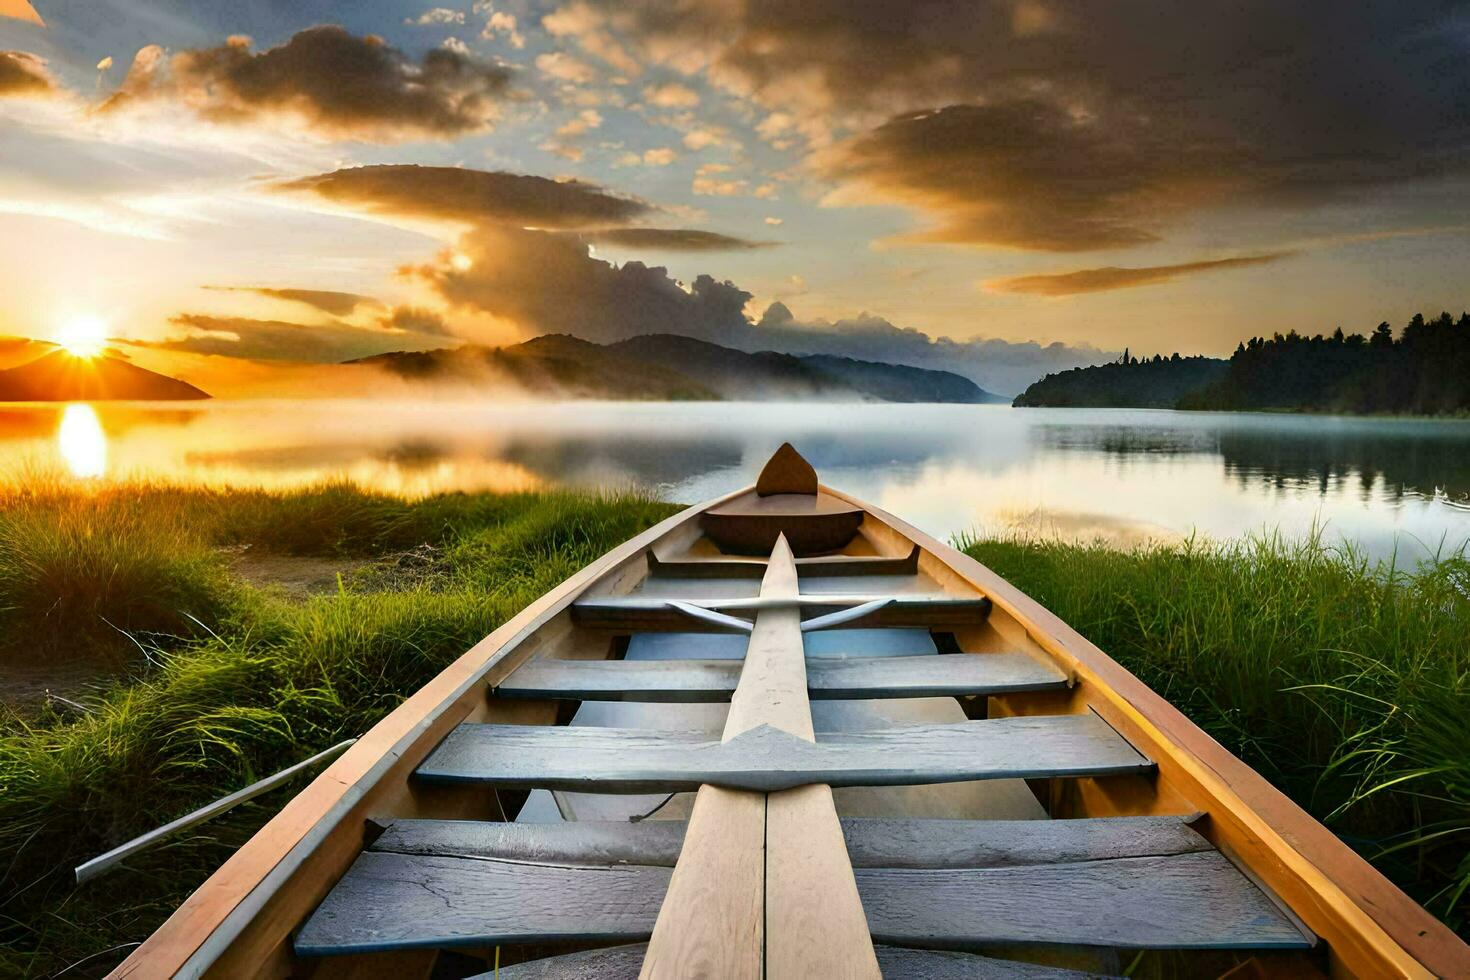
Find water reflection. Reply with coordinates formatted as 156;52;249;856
0;401;1465;561
57;404;106;478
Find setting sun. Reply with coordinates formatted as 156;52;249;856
55;315;109;359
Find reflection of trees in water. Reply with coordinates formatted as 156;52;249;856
1035;420;1470;506
1217;428;1470;506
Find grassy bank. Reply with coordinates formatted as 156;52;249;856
960;532;1470;936
1;483;1466;975
0;481;677;977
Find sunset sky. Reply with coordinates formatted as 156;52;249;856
2;0;1468;394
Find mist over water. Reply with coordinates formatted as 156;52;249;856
3;401;1468;562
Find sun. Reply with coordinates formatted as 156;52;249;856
55;315;109;359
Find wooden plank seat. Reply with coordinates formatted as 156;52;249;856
646;545;923;579
371;814;1214;870
413;713;1153;793
570;594;992;631
295;818;1309;957
700;492;866;555
494;652;1068;702
471;942;1118;979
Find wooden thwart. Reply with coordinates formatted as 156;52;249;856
495;652;1067;702
646;545;922;579
294;843;1310;956
414;713;1153;793
570;594;991;631
372;814;1213;870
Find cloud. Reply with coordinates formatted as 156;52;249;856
0;1;43;26
541;3;642;77
409;224;754;345
642;146;677;166
748;302;1114;396
580;228;775;251
566;1;1470;251
0;50;56;97
985;253;1292;296
819;102;1230;251
99;27;512;143
535;51;597;83
406;7;465;26
274;164;653;229
207;286;384;316
481;11;526;48
142;313;450;363
643;81;699;107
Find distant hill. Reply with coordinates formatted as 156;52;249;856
355;333;1003;403
1014;353;1227;408
0;350;209;401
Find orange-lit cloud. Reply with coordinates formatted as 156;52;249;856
0;50;56;97
274;164;653;229
985;253;1291;296
205;286;383;317
0;1;43;26
140;313;452;362
579;228;775;251
99;27;512;142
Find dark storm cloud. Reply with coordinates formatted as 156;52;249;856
100;27;512;142
564;0;1470;251
410;224;754;345
985;253;1292;296
206;286;382;316
0;51;56;97
275;165;654;229
580;228;776;251
147;314;449;362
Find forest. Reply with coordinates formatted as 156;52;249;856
1015;312;1470;415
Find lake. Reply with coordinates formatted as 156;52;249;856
3;400;1469;563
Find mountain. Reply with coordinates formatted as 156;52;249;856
1013;354;1227;408
0;350;209;401
356;333;1004;403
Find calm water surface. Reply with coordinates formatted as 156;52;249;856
3;401;1469;562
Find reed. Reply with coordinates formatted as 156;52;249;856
0;481;676;977
958;530;1470;935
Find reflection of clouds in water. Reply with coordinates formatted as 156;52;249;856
0;401;1466;561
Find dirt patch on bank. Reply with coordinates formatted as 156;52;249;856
226;549;367;599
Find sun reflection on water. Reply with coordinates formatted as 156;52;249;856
58;403;107;478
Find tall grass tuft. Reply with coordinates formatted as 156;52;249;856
958;531;1470;934
0;480;677;976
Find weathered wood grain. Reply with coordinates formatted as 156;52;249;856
415;713;1153;793
293;851;668;956
495;653;1065;702
373;815;1212;870
294;847;1306;957
475;943;1116;979
858;851;1312;950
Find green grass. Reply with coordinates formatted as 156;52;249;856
0;481;677;977
1;480;1466;975
959;531;1470;936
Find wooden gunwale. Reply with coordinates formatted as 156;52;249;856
822;484;1465;979
110;487;751;980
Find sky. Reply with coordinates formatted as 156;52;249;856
1;0;1468;395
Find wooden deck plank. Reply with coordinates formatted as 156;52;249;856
476;942;1115;979
294;847;1308;957
372;814;1212;870
292;851;668;956
859;851;1312;950
494;652;1066;702
645;545;922;579
414;713;1153;793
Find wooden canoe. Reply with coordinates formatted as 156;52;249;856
113;445;1468;979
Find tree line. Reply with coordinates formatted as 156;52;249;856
1014;312;1470;415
